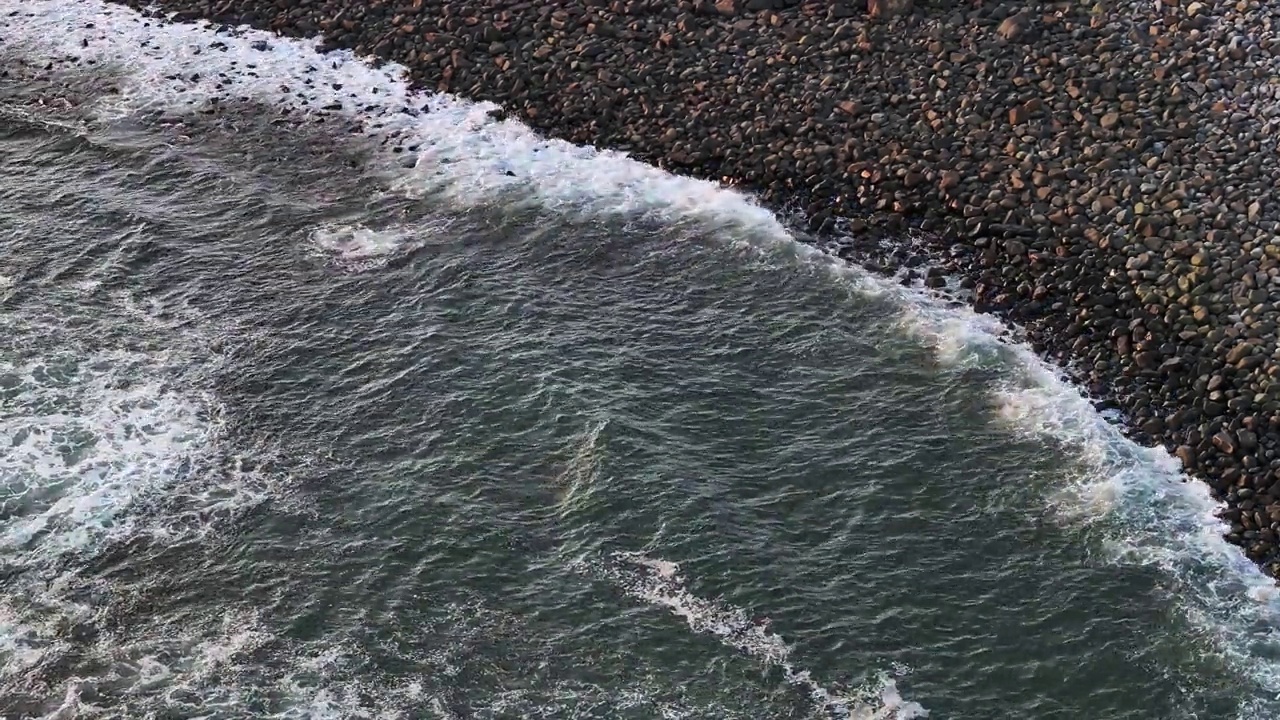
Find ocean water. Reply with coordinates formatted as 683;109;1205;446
3;2;1280;719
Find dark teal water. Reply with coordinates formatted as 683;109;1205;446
3;4;1280;719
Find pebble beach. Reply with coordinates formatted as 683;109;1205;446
94;0;1280;578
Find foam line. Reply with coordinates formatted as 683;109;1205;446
599;552;929;719
0;0;785;237
885;279;1280;719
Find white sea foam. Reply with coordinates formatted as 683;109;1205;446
28;597;748;720
880;278;1280;719
0;349;212;562
310;219;447;273
6;1;1279;716
0;0;785;240
20;606;273;719
595;552;929;719
0;345;268;701
0;286;297;709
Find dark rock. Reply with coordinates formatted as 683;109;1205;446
714;0;740;16
1214;431;1239;456
867;0;913;19
1176;445;1197;470
996;12;1029;41
1240;429;1260;452
1227;343;1253;364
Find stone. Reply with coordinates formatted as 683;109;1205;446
1239;429;1259;452
997;12;1028;41
867;0;913;19
1176;445;1197;469
1227;343;1253;364
1214;431;1239;456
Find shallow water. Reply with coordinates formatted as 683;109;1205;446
3;3;1280;719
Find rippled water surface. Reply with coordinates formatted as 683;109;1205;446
3;4;1280;719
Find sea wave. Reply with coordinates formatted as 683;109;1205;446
583;551;929;720
0;0;784;239
0;348;211;564
879;277;1280;720
3;1;1278;717
0;294;293;711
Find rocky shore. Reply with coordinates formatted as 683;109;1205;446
102;0;1280;576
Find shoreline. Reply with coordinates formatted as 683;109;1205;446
95;0;1280;577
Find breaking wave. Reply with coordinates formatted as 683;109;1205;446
2;1;1277;717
